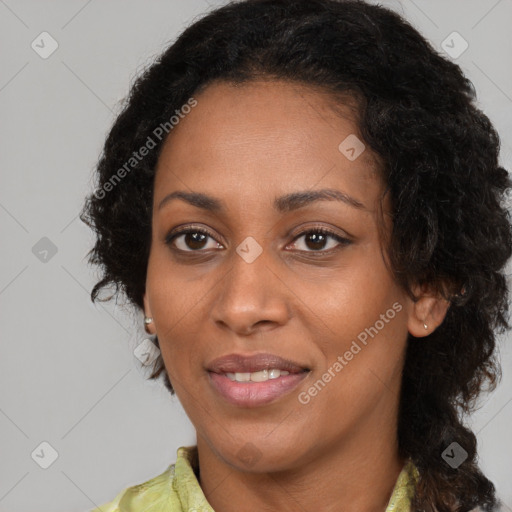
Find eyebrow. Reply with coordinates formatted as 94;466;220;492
157;188;365;213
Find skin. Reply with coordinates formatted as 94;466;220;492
143;80;450;512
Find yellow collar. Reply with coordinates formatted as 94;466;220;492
174;446;418;512
93;445;419;512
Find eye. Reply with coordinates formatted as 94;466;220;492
165;225;351;254
165;226;223;252
287;228;351;253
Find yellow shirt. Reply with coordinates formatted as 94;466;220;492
90;445;419;512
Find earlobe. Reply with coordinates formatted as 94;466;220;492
407;284;451;338
142;292;155;335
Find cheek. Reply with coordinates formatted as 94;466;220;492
299;251;408;407
302;294;407;431
146;246;204;326
145;252;199;360
319;288;407;404
299;247;404;351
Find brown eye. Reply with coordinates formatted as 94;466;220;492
165;228;222;252
289;229;351;252
165;226;351;255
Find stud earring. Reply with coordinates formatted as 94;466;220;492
423;322;428;330
144;317;153;324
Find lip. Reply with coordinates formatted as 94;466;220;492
208;371;310;408
206;352;310;408
206;352;309;374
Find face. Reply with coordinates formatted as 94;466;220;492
143;79;414;472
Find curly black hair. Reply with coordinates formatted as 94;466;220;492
79;0;512;510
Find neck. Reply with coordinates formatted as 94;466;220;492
195;422;405;512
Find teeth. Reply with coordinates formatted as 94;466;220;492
225;369;291;382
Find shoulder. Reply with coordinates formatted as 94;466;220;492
87;445;202;512
88;463;179;512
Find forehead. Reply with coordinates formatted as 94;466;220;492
154;79;383;209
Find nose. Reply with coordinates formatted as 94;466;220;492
210;245;291;336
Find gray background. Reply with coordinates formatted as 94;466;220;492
1;1;511;511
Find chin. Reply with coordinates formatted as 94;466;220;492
216;438;307;474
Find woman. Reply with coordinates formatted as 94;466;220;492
81;0;512;510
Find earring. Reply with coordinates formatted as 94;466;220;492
144;317;154;335
423;322;428;330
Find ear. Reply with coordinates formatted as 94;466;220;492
406;282;451;337
143;292;156;335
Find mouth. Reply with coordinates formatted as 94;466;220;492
220;367;308;382
206;352;310;375
207;370;310;408
206;352;311;408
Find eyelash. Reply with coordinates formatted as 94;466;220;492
164;225;351;254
